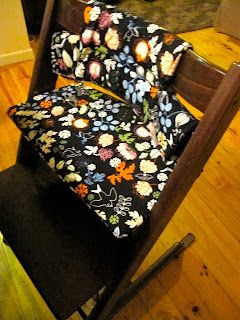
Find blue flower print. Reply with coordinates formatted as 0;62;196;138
114;45;134;68
93;115;119;132
160;116;172;133
158;102;173;133
106;102;120;114
160;102;173;113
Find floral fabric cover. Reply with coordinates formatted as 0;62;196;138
9;1;198;238
51;0;191;102
9;82;197;238
51;0;193;153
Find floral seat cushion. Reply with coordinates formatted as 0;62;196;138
9;82;197;238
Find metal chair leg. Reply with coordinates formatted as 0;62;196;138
84;233;195;320
109;233;195;318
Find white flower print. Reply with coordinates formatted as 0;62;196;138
119;122;131;131
140;160;158;174
135;181;153;196
147;199;157;210
157;172;168;182
147;23;162;33
59;114;74;126
146;70;155;83
79;105;88;115
89;6;101;21
87;163;96;171
84;145;98;156
33;94;44;101
158;182;166;191
58;130;71;139
111;12;123;24
160;51;175;76
68;107;78;114
173;42;190;54
62;49;73;68
104;59;117;72
88;111;96;118
135;79;151;93
125;211;143;229
135;142;150;152
98;133;114;147
51;106;64;116
117;143;137;160
60;31;70;39
110;157;121;168
95;210;107;221
151;65;158;78
149;36;163;63
150;149;161;159
89;100;105;110
75;62;85;78
68;34;80;44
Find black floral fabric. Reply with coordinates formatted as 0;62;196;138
8;1;198;238
9;82;197;238
51;1;191;99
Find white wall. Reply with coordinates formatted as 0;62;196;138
0;0;34;66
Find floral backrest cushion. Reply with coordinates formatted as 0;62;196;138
51;1;190;93
51;1;198;157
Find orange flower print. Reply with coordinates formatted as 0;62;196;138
75;183;89;198
77;99;88;107
105;27;121;50
134;39;150;62
163;33;176;45
40;100;52;109
73;118;90;129
150;86;158;98
84;6;92;24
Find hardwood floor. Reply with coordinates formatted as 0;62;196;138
0;27;240;319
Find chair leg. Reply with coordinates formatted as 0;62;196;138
91;233;195;320
117;233;195;307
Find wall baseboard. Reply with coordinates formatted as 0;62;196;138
0;48;34;67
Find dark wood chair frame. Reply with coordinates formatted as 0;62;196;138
1;0;240;319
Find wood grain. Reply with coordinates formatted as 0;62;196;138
0;27;240;319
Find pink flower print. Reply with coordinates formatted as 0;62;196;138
99;148;114;161
98;10;112;29
116;143;137;160
81;28;100;45
93;31;101;45
81;28;94;44
57;58;67;70
88;60;102;80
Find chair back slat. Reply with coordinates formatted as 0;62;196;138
56;0;87;33
172;50;226;112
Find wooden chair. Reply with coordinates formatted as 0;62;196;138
1;0;240;319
